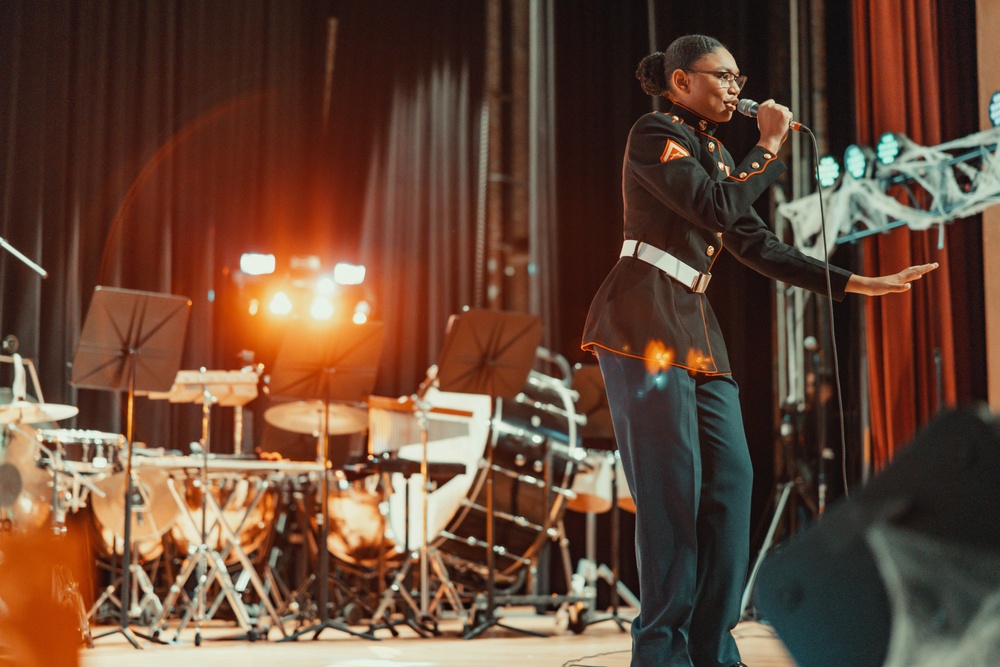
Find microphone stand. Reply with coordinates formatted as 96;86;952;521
0;235;47;278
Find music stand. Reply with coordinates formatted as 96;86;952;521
270;320;385;642
71;286;191;649
432;308;542;640
573;364;632;633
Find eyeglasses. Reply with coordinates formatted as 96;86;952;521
685;69;748;91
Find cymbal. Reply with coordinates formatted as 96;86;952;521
264;400;368;435
0;400;78;425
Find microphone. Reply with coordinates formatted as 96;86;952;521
736;98;807;132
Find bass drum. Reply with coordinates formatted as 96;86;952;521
436;396;578;585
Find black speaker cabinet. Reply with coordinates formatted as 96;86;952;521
755;407;1000;667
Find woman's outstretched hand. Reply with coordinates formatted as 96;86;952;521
846;262;939;296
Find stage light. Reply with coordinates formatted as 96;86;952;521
269;291;293;316
240;253;276;276
817;155;840;188
353;300;371;325
876;133;901;165
333;262;366;285
316;275;337;296
990;91;1000;127
310;296;334;320
248;298;260;316
844;144;874;180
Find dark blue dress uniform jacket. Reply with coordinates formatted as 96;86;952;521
582;103;852;375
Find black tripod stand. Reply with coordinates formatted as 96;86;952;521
428;308;543;640
740;403;820;620
71;286;191;648
270;319;385;642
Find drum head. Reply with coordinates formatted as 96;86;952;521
90;468;177;543
325;482;395;568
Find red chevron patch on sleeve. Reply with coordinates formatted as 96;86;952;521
660;139;691;163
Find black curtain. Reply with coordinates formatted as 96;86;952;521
0;0;484;451
344;2;486;396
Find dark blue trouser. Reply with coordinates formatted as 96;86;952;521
597;349;753;667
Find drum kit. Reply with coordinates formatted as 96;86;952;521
0;307;641;649
0;349;101;647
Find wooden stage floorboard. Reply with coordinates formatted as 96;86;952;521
79;615;798;666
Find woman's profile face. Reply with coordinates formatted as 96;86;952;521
670;48;743;124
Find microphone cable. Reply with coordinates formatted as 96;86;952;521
800;126;851;502
738;98;851;503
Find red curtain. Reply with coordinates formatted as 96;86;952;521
853;0;958;470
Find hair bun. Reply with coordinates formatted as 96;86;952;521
636;51;668;96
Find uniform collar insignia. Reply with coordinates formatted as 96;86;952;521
670;103;718;135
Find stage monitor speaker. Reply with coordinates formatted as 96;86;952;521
755;406;1000;667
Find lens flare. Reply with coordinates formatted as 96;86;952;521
310;296;334;320
644;340;674;374
269;291;293;316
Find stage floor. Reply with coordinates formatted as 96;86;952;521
78;614;797;667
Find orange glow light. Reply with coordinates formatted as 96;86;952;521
685;348;711;371
310;296;335;320
644;340;674;374
269;291;293;316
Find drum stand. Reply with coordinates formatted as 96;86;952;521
152;389;240;644
369;395;468;636
150;379;285;644
88;540;162;630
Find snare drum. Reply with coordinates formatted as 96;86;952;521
36;429;124;473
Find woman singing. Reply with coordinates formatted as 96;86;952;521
582;34;936;667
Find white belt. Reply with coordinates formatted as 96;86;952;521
620;239;712;293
